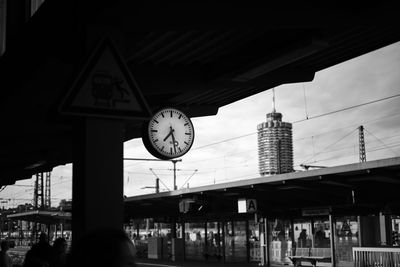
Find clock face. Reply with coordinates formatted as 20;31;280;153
143;108;195;159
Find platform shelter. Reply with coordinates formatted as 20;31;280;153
125;157;400;266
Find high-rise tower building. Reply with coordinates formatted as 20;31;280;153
257;90;293;175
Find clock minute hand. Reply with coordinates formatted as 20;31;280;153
171;130;177;154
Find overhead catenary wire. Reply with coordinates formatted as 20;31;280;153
301;128;359;165
292;93;400;124
180;169;198;189
365;129;400;157
191;93;400;151
302;142;400;166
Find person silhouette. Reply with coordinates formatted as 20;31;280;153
0;241;13;267
298;229;307;248
315;226;325;247
52;238;67;267
23;233;53;267
67;227;137;267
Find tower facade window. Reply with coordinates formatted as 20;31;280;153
257;110;293;176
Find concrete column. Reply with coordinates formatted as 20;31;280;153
72;118;124;244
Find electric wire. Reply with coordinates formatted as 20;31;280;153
365;129;400;157
191;94;400;151
291;93;400;124
3;93;400;204
301;128;359;165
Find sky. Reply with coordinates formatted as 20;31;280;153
1;41;400;208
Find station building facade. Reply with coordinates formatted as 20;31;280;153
124;157;400;266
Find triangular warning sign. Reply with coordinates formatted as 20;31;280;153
59;37;152;120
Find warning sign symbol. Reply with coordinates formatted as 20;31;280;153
246;199;257;213
59;37;151;120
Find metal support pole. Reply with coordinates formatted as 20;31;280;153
156;178;159;193
265;218;270;267
172;160;178;190
329;214;336;267
222;222;226;263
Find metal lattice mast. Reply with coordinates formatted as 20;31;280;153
44;172;51;208
32;172;45;243
34;173;44;209
359;125;366;162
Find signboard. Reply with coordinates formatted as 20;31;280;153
59;37;151;120
179;198;195;213
302;207;330;217
238;198;257;213
247;199;257;213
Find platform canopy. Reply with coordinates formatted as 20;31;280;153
124;157;400;220
7;210;71;225
1;2;400;185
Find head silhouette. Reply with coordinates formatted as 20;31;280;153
39;232;48;243
53;237;67;253
0;240;9;251
69;227;136;267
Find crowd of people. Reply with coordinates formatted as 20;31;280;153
0;228;137;267
0;233;67;267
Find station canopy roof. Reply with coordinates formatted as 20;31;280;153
124;157;400;221
1;2;400;185
7;210;71;225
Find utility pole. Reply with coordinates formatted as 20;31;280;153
155;178;159;193
171;160;181;190
359;125;366;162
149;169;171;191
140;177;160;193
124;157;181;191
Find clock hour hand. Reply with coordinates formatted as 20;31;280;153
163;128;173;142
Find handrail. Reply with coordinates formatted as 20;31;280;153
353;247;400;267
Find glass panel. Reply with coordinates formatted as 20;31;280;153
293;219;312;248
335;216;359;266
205;222;222;261
224;221;247;262
133;218;157;259
313;219;331;248
391;215;400;246
184;222;205;260
249;220;261;262
158;223;172;259
269;219;293;265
